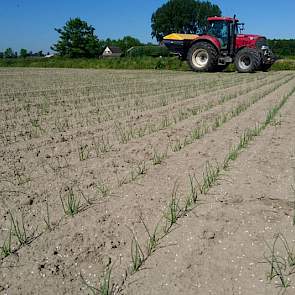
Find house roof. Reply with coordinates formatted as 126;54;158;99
105;46;122;54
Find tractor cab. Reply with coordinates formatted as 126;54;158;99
206;17;239;54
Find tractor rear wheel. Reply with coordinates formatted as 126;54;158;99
235;48;261;73
187;42;218;72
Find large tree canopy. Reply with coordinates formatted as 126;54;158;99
51;18;101;58
151;0;222;42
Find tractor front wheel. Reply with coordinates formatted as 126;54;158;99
235;48;261;73
187;42;218;72
259;63;273;72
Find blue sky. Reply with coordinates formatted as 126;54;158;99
0;0;294;53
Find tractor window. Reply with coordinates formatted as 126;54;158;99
208;21;228;48
237;23;245;34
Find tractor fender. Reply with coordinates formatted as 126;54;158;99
236;45;256;53
183;35;221;59
190;35;221;52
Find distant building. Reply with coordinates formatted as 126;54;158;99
102;46;122;58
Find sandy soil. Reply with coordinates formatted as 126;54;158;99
0;68;295;295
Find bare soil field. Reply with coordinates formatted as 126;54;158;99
1;68;295;295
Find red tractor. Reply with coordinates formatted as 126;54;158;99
163;16;276;73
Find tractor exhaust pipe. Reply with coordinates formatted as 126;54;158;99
229;14;237;56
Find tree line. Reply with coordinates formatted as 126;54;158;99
268;39;295;57
0;48;47;58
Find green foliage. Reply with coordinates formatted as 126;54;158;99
271;59;295;71
0;56;189;70
60;187;81;217
130;236;145;273
51;18;101;58
264;233;295;291
1;229;12;257
151;0;221;41
269;39;295;57
9;210;31;246
19;48;28;58
127;45;169;57
4;48;15;58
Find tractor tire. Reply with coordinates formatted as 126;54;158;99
187;42;218;72
235;48;261;73
259;63;272;72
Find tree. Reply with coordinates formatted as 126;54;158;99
4;48;14;58
0;52;3;59
20;48;28;58
51;17;101;58
116;36;142;54
37;50;44;57
151;0;222;42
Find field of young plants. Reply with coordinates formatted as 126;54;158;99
1;68;295;295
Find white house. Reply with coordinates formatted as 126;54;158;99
102;46;122;58
45;53;55;58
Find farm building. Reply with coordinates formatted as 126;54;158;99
102;46;122;58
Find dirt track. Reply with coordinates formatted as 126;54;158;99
1;68;295;295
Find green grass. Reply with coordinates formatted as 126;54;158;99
0;56;189;71
95;180;110;198
184;174;199;212
152;148;167;165
43;200;52;231
81;265;114;295
1;229;12;258
140;216;161;256
272;59;295;71
114;122;133;144
78;144;90;161
9;211;31;246
264;233;295;291
130;235;145;274
99;267;113;295
60;187;81;217
1;56;294;71
199;161;221;194
92;135;113;156
163;183;182;233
